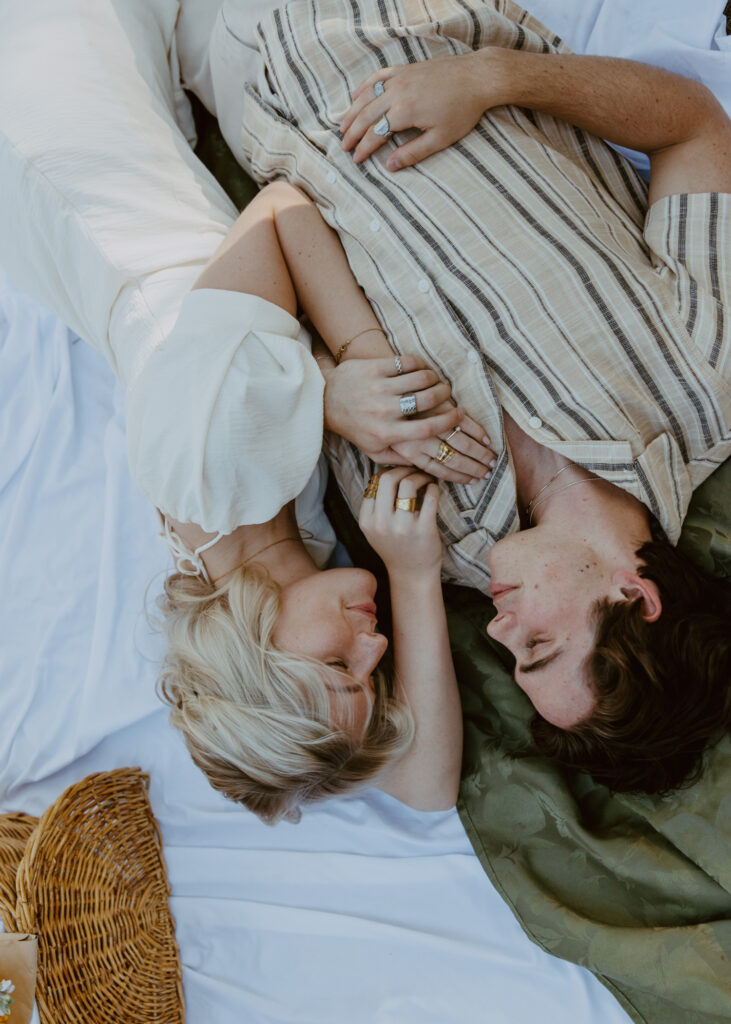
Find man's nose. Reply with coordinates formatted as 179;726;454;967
486;613;511;641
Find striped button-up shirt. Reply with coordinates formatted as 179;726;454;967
237;0;730;593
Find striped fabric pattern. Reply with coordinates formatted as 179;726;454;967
239;0;730;593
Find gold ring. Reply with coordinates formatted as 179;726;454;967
394;497;417;513
436;440;456;464
363;473;380;499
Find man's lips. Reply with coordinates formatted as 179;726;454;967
488;583;517;600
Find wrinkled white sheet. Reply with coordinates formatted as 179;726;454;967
0;266;630;1023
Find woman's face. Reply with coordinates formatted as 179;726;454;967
272;567;389;734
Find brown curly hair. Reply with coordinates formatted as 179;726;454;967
531;540;731;794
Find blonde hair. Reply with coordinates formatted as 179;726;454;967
157;566;413;824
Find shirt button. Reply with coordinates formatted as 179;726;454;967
528;415;543;430
417;278;430;293
467;351;479;364
369;219;380;232
327;170;337;184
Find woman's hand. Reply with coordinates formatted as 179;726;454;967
340;50;505;171
359;467;442;578
318;348;495;480
320;351;460;462
390;406;496;484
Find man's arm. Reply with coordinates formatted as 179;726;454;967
341;50;731;204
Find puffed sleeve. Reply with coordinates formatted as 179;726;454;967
125;288;325;533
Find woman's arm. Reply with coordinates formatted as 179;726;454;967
341;50;731;204
359;468;462;810
196;182;495;481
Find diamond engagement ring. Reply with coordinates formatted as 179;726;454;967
436;440;456;464
374;80;386;97
373;115;391;137
394;497;417;513
399;393;417;417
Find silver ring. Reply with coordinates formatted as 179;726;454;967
399;393;417;417
373;115;391;137
374;80;386;98
394;354;403;375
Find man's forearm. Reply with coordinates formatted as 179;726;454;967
480;48;722;157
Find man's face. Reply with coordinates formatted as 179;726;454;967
486;530;619;728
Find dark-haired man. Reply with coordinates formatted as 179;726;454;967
205;0;730;795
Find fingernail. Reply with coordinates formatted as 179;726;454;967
489;459;497;469
482;436;491;445
387;158;402;171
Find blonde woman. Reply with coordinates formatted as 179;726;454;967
159;182;493;823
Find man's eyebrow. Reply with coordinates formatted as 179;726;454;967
518;649;563;675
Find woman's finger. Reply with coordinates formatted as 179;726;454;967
393;405;464;443
392;381;451;418
394;471;435;497
457;412;492;447
384;367;439;394
429;437;492;481
441;426;496;467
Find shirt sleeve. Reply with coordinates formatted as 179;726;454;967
125;288;325;534
644;192;731;376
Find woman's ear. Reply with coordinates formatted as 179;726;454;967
612;571;663;622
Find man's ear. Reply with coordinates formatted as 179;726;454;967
612;571;662;622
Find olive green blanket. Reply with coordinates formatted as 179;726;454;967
452;459;731;1024
194;100;731;1024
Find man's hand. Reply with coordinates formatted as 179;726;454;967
340;53;493;171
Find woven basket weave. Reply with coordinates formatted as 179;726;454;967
0;814;37;933
0;768;184;1024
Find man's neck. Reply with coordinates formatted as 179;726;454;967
503;411;652;555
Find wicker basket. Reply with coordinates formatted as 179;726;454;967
0;768;184;1024
0;814;37;932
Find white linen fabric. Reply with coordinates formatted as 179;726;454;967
0;0;327;537
0;266;632;1024
126;288;331;542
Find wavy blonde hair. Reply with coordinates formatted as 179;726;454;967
157;566;413;824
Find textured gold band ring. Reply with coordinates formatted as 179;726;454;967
436;440;456;464
394;497;417;513
363;473;380;499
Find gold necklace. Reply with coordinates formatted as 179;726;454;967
211;536;301;585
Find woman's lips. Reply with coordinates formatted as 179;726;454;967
348;602;378;617
488;583;517;600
